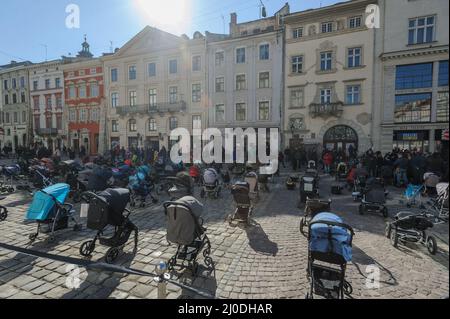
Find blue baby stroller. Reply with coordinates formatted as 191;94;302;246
128;171;158;208
26;183;82;242
400;184;424;208
307;213;354;299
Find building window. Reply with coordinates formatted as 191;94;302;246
12;94;17;104
149;89;157;107
22;111;26;123
192;115;202;130
235;103;246;121
45;96;52;109
290;87;304;108
215;51;224;66
129;119;137;132
111;68;118;82
33;80;38;91
12;78;16;89
112;120;119;132
258;101;270;121
320;88;332;104
90;83;99;97
396;63;433;90
321;22;333;33
439;61;449;87
45;79;50;89
349;16;362;29
394;93;432;123
129;65;137;80
56;116;62;130
348;47;362;68
13;112;18;123
215;77;225;92
4;95;8;105
436;92;449;123
55;78;61;88
236;47;246;64
259;44;269;60
169;117;178;130
148;63;156;77
215;104;225;123
69;85;76;98
34;117;40;130
91;108;99;121
69;109;76;122
169;86;178;104
292;56;303;74
79;83;86;98
346;85;361;104
47;117;53;130
5;113;9;123
293;27;303;39
320;52;333;71
169;59;178;74
408;16;435;45
111;93;119;108
192;84;201;103
259;72;270;88
90;68;97;75
129;91;137;106
33;96;39;110
3;80;7;90
56;95;62;108
19;92;25;103
80;109;88;122
148;118;157;131
236;74;246;91
20;76;25;88
192;56;201;72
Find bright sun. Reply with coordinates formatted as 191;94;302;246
132;0;193;35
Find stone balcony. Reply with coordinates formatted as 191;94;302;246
36;128;59;135
309;102;344;119
115;101;187;116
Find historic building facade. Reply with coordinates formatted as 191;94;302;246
28;60;66;151
205;4;289;148
0;61;32;152
283;0;376;154
102;26;207;151
373;0;449;154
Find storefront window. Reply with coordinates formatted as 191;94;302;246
394;93;431;123
393;130;430;153
436;92;449;122
395;63;433;90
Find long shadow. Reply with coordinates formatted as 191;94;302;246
244;221;278;257
178;263;217;299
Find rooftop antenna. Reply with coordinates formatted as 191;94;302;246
259;0;267;18
109;41;113;53
221;14;225;34
40;44;48;61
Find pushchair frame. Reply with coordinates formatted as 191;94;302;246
359;180;388;217
300;198;331;236
228;182;254;227
0;196;8;221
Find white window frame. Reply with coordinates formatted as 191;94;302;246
236;47;246;64
149;89;157;107
215;104;225;123
292;55;303;74
320;88;332;104
236;74;247;91
235;103;247;122
259;72;270;89
346;85;361;105
192;55;202;72
258;101;270;121
348;16;362;29
192;83;201;103
320;52;333;71
293;27;303;39
129;90;137;106
408;15;436;45
215;51;225;66
321;22;333;33
347;47;362;68
169;86;178;104
111;92;119;108
259;43;270;60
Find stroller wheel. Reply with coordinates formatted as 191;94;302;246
426;236;437;255
343;281;353;296
0;207;7;221
29;233;37;242
390;229;398;248
105;247;120;264
204;256;213;267
80;240;95;257
299;218;307;236
46;236;55;244
385;223;391;238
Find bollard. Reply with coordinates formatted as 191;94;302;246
154;261;168;299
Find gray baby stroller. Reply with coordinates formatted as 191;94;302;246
359;179;389;218
165;172;194;200
227;182;253;226
200;168;221;199
164;196;213;274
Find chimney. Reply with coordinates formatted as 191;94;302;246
230;13;237;35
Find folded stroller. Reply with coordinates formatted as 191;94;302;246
385;211;437;255
164;196;213;274
80;189;138;263
300;198;331;236
306;213;354;299
26;183;82;242
200;168;221;199
359;179;388;217
0;196;8;221
228;182;253;226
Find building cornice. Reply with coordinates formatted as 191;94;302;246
380;45;449;61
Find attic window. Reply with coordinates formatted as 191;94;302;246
253;28;261;34
266;26;274;32
241;31;248;36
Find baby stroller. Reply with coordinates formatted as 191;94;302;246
26;183;82;242
111;164;131;188
428;183;449;221
0;196;8;221
200;168;221;199
385;211;437;255
286;176;297;190
29;165;54;189
228;182;254;226
352;169;368;201
300;198;331;236
87;166;113;192
1;164;21;193
306;213;354;299
60;160;86;203
231;164;246;177
359;179;388;217
335;162;348;182
80;189;138;263
166;172;194;200
164;196;213;274
244;171;259;200
306;161;318;178
128;172;158;208
401;184;425;209
423;172;440;196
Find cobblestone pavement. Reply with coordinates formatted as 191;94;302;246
0;168;448;299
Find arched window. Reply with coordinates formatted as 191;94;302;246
128;119;137;132
324;125;357;141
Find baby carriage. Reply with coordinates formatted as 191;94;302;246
227;182;254;226
306;161;318;178
26;183;82;242
306;213;354;299
80;189;138;263
359;179;388;217
300;198;331;236
429;183;449;221
423;172;440;196
165;172;194;200
200;168;221;199
352;168;369;201
401;184;425;209
244;171;259;200
87;166;113;192
128;171;158;208
385;211;437;255
1;164;21;193
0;196;8;221
164;196;213;274
286;176;297;190
60;160;86;203
29;165;54;189
111;164;131;188
335;162;348;182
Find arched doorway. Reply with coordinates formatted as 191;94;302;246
323;125;358;153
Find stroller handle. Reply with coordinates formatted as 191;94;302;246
80;191;107;205
308;220;355;243
163;201;204;228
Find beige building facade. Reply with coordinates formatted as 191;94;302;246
283;0;376;155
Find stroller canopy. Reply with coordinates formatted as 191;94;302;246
203;168;218;185
26;183;70;221
97;188;130;225
166;196;204;245
436;183;449;197
310;213;353;263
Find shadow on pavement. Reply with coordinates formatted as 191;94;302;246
245;222;278;257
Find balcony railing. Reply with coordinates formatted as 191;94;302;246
115;102;187;116
35;128;58;135
309;102;344;119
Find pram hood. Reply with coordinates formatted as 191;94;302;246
309;213;353;263
26;183;70;221
423;173;440;187
3;164;21;175
97;188;130;219
364;188;386;204
203;168;218;185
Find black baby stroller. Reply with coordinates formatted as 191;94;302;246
87;166;113;192
300;198;331;236
1;164;21;193
359;179;388;217
385;211;437;255
227;182;253;226
164;196;213;274
352;168;369;201
0;196;8;221
60;160;86;203
306;213;354;299
79;189;138;263
165;172;194;200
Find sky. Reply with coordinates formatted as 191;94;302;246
0;0;346;65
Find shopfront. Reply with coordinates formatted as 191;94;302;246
393;130;430;152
